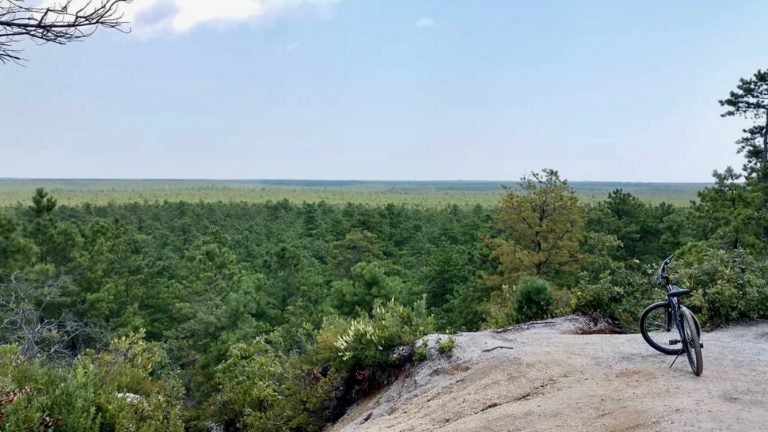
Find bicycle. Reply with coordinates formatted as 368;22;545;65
639;255;703;376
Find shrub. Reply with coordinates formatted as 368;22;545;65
413;342;428;362
314;298;434;374
209;341;338;432
437;337;455;355
209;299;435;432
514;276;553;322
485;276;554;327
484;283;517;328
572;261;654;329
0;332;184;432
573;275;617;317
676;248;768;327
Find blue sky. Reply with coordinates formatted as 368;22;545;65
2;0;767;181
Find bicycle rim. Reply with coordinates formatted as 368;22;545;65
640;302;683;355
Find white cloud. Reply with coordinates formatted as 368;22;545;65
416;17;437;28
41;0;342;34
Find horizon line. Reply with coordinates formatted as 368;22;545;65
0;178;713;185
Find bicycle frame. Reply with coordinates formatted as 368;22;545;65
666;287;685;344
657;256;688;346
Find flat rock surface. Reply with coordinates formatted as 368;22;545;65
327;316;768;432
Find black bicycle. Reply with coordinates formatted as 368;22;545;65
639;256;703;376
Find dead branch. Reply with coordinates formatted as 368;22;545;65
0;0;131;63
481;345;514;352
0;274;106;361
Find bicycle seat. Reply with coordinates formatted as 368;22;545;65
667;289;690;298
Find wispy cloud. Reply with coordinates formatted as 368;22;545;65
41;0;343;34
416;17;437;28
281;41;301;52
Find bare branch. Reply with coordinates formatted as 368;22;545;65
0;274;106;361
0;0;131;63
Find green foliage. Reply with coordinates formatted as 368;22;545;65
208;299;433;431
208;340;338;432
514;277;553;323
29;188;57;218
0;332;184;432
314;298;434;374
437;337;455;355
413;342;428;362
719;68;768;180
0;144;766;431
0;214;36;274
329;262;407;316
572;262;653;328
485;276;553;327
488;169;584;286
695;167;764;251
331;229;384;277
484;282;518;328
675;248;768;327
422;245;468;310
718;68;768;248
431;239;494;332
584;189;667;262
0;179;705;208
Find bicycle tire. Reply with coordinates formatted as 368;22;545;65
640;301;683;355
682;309;703;376
682;306;702;344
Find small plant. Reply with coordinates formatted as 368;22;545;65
437;337;455;355
515;276;553;322
413;342;428;362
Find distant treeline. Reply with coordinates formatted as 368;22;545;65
0;179;707;207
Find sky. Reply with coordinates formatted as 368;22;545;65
2;0;768;182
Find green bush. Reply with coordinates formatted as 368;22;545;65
208;341;338;432
314;298;434;374
571;261;654;329
484;283;517;328
514;276;553;322
208;299;435;432
0;332;184;432
413;342;428;362
437;337;455;355
485;276;554;327
676;248;768;327
573;274;619;318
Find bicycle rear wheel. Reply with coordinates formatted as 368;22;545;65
640;301;682;355
682;309;703;376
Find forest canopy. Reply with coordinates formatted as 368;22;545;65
0;70;767;431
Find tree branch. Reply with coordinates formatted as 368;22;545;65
0;0;131;63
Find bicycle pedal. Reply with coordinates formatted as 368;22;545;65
669;339;681;345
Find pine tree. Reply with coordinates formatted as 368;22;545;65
489;169;584;284
719;69;768;180
719;69;768;241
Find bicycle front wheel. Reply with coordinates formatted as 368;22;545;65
640;301;683;355
682;308;703;376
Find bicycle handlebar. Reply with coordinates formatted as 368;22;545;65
656;255;673;285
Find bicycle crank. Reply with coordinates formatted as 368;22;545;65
670;338;703;348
